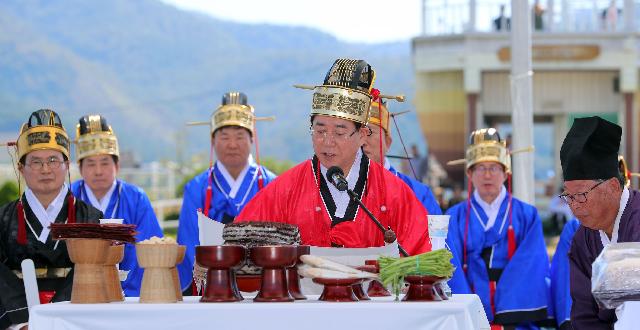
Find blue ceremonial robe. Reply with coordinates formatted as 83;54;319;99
71;179;163;297
388;165;442;215
176;162;276;290
550;218;580;330
446;193;549;328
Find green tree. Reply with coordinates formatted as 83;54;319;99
0;181;19;206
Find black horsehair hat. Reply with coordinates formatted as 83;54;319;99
560;116;621;181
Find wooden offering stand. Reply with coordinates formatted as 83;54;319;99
313;277;364;302
172;246;186;301
137;244;180;303
195;245;246;302
363;260;391;297
104;244;125;302
402;275;447;302
250;245;297;302
66;238;111;303
286;245;310;300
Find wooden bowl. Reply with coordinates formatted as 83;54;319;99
66;239;111;304
172;245;187;301
196;245;246;302
249;245;297;269
313;277;363;302
136;244;179;268
196;245;246;269
236;275;262;292
249;246;297;302
287;245;310;300
67;238;110;265
104;245;125;302
402;275;446;302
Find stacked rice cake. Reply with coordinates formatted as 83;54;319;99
223;221;301;275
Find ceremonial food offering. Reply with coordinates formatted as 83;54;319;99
137;236;181;303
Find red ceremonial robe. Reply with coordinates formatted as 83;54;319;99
235;156;431;255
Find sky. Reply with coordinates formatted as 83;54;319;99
161;0;423;43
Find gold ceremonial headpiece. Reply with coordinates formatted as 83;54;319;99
447;128;511;173
369;100;390;134
619;155;630;187
17;109;70;161
295;58;376;125
211;92;255;135
465;128;511;173
75;114;119;162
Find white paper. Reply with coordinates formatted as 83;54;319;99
100;218;124;224
197;211;225;246
21;259;40;309
300;243;399;294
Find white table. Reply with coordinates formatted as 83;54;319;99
30;294;490;330
615;301;640;330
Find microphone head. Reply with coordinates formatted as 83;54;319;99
326;166;348;191
326;166;344;179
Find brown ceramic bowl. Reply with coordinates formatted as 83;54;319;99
196;245;246;269
249;245;298;268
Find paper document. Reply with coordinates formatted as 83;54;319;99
197;211;225;246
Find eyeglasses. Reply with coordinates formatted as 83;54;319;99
559;180;606;204
472;165;503;175
310;128;358;142
26;157;64;170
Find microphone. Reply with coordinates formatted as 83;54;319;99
324;166;409;257
326;166;349;192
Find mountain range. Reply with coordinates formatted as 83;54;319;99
0;0;423;167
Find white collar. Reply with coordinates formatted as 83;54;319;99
599;187;629;247
320;149;363;218
383;157;391;170
24;184;68;243
473;186;507;231
216;154;254;199
85;179;117;214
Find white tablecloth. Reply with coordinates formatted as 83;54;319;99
615;301;640;330
30;294;489;330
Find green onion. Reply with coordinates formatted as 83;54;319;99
378;249;455;298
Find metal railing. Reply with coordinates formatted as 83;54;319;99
421;0;638;36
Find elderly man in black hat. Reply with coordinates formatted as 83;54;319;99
560;116;640;328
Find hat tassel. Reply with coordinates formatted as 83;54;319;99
253;118;265;190
507;174;516;260
17;199;27;245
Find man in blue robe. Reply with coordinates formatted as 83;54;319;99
71;115;163;297
560;116;640;329
362;100;442;215
549;218;580;330
446;128;549;329
177;92;276;291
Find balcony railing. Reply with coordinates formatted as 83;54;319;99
421;0;639;36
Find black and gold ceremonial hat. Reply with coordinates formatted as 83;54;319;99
211;92;255;135
17;109;70;161
561;116;621;181
299;58;376;125
75;114;119;161
368;100;390;134
465;128;511;173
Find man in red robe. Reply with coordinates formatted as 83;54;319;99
235;58;431;255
